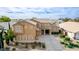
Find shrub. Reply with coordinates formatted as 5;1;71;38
67;44;74;48
65;42;74;48
60;41;65;44
60;34;65;38
60;38;65;44
74;44;79;48
64;36;70;42
74;42;79;48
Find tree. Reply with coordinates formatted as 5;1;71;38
0;30;4;49
74;18;79;22
0;16;11;29
7;29;15;42
3;29;15;45
59;18;72;22
0;16;11;22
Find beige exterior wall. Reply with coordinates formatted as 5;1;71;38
32;20;59;35
36;22;59;35
51;24;59;32
13;22;37;43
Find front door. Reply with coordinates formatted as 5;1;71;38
45;29;50;35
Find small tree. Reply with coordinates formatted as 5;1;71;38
74;18;79;22
0;16;11;22
7;29;15;42
61;18;72;22
3;29;15;45
0;16;11;29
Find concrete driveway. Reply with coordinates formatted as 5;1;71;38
37;35;64;51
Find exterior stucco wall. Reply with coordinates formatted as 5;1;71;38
13;22;37;43
67;32;74;40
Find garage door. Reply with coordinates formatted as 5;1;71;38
75;33;79;39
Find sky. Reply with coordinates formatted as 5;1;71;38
0;7;79;19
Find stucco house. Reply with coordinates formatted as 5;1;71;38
12;18;60;43
31;19;59;35
59;22;79;40
12;20;39;43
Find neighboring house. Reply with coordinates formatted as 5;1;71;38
12;20;39;43
31;19;59;35
59;22;79;40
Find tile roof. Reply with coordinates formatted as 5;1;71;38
59;22;79;33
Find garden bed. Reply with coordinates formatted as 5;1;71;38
60;34;79;49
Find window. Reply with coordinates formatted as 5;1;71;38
14;25;23;33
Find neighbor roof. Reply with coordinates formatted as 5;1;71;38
59;22;79;33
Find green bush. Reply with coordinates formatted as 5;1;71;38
60;36;79;48
65;42;74;48
60;34;65;38
64;36;70;41
60;41;64;44
60;38;65;44
60;36;74;48
74;42;79;48
67;44;74;48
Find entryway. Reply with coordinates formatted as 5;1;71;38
45;29;50;35
41;29;50;35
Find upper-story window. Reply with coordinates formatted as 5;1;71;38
14;25;23;33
